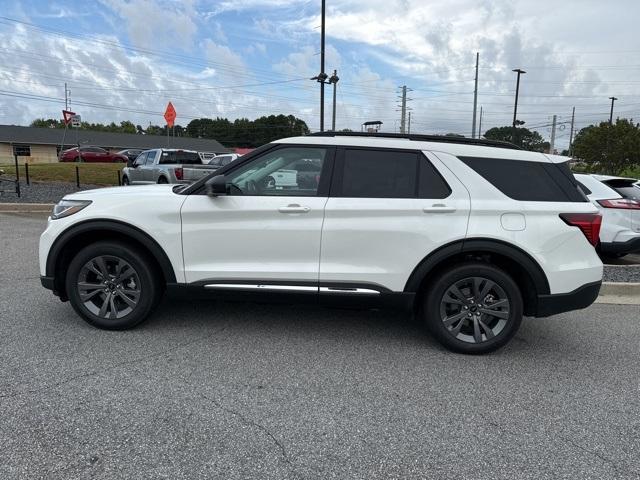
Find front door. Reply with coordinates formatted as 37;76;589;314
180;145;334;287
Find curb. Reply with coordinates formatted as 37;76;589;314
0;203;53;213
596;282;640;305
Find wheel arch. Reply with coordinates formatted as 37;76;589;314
46;219;177;300
405;238;550;316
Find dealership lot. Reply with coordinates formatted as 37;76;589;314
1;213;640;479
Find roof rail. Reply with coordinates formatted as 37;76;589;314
307;131;522;150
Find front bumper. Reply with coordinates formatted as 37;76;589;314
600;237;640;255
535;281;601;317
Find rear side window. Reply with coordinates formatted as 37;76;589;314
160;151;202;165
341;149;416;198
459;157;587;202
337;149;450;199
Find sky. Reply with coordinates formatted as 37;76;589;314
0;0;639;150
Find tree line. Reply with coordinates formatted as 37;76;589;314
30;114;310;148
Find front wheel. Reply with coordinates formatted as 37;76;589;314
122;175;130;185
421;263;523;354
65;241;162;330
157;176;168;184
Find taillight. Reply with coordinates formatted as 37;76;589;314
559;213;602;246
174;167;183;180
597;199;640;210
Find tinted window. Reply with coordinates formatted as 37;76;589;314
340;149;417;198
459;157;588;202
602;180;640;200
419;157;451;198
159;151;201;165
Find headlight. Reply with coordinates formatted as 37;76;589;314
51;200;92;220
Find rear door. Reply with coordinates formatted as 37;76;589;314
319;147;470;293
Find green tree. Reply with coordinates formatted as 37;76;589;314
483;126;550;152
572;119;640;174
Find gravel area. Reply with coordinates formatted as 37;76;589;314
604;265;640;282
0;181;107;204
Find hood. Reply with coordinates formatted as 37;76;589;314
63;184;176;200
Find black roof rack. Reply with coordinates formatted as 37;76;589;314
307;131;522;150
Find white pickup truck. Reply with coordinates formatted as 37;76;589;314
121;149;218;185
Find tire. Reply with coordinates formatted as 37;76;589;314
122;175;130;185
157;176;168;184
65;241;162;330
421;262;523;354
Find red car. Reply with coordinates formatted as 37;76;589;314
60;146;128;163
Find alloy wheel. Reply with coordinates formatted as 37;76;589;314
439;276;511;344
76;255;141;319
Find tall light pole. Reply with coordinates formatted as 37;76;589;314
319;0;326;131
512;68;526;145
472;52;479;138
608;96;618;125
328;70;339;131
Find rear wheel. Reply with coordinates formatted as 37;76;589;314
157;176;168;184
65;241;162;330
421;263;523;354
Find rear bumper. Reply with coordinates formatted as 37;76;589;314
599;237;640;255
535;281;601;317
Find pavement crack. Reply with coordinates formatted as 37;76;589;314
556;434;640;478
200;392;293;467
0;324;229;401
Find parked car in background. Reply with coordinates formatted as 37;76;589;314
207;153;241;168
199;152;218;163
121;149;217;185
574;174;640;257
60;146;128;163
116;149;144;165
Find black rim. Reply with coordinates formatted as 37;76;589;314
439;276;510;344
76;255;141;319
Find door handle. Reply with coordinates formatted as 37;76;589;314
423;204;456;213
278;204;310;214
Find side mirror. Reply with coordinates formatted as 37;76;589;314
206;174;227;197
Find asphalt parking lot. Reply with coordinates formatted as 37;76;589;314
1;213;639;480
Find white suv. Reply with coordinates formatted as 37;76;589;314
574;174;640;257
40;133;603;354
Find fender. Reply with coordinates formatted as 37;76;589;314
46;219;177;283
404;238;550;294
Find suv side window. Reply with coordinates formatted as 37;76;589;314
339;148;417;198
226;147;329;196
459;157;588;202
145;151;156;165
133;152;148;167
419;156;451;199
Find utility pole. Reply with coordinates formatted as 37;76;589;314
64;82;68;110
478;106;483;138
512;68;526;145
569;107;575;156
408;111;411;134
609;96;618;125
472;52;479;138
399;86;407;134
320;0;326;131
549;115;557;154
328;70;339;131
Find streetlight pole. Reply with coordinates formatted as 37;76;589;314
329;70;339;131
608;96;618;125
319;0;326;131
512;68;526;145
